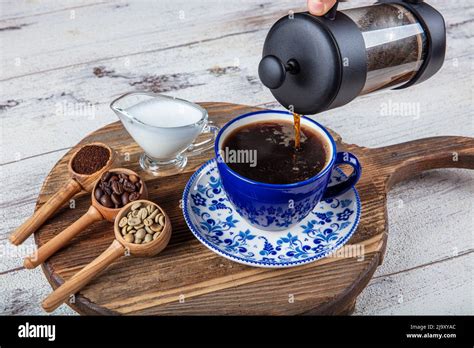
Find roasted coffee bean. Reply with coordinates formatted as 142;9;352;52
121;192;130;206
111;193;121;206
100;194;114;208
101;171;112;182
129;174;138;183
96;170;144;209
123;181;136;193
94;187;103;201
112;181;123;195
103;185;112;196
129;192;140;201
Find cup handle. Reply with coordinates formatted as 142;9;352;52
186;121;220;157
322;151;362;200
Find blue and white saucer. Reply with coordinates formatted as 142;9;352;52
182;159;361;268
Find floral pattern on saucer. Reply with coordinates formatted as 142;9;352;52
182;159;361;268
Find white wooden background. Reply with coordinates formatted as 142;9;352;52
0;0;472;315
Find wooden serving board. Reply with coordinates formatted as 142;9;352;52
33;102;474;315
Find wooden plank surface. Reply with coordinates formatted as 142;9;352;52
0;0;473;315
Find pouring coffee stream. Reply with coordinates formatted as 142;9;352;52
293;113;301;149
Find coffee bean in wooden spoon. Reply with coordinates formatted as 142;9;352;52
42;200;172;313
9;142;118;246
23;168;147;269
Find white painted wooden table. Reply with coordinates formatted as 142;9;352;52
0;0;472;315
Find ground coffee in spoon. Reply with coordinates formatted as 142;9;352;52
71;145;110;175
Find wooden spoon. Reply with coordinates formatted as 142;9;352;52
23;168;147;269
42;199;172;313
9;142;117;246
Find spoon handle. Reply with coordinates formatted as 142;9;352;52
42;239;125;313
24;205;103;269
9;178;83;245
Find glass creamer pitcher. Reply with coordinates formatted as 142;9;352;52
111;92;219;176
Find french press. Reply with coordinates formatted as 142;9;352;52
258;0;446;114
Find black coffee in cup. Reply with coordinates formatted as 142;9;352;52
222;120;329;184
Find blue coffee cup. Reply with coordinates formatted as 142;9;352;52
215;110;361;231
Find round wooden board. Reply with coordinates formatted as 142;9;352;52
33;102;474;315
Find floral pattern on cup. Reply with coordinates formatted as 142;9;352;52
183;159;361;268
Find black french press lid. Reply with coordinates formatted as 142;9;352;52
258;4;367;115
